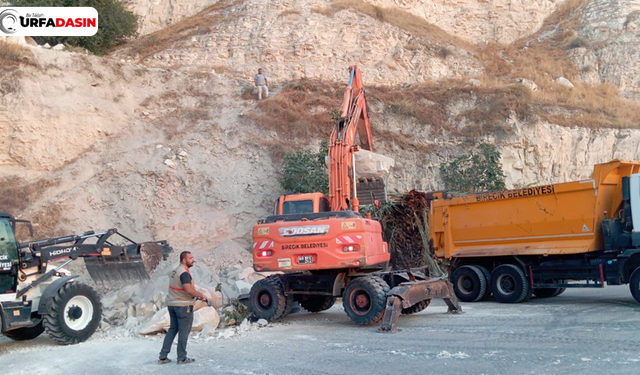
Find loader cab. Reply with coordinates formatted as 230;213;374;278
0;213;19;294
275;193;331;215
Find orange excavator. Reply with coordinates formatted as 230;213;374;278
248;66;460;330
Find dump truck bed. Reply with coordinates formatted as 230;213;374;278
430;160;640;259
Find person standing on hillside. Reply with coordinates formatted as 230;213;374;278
158;251;209;365
254;67;269;100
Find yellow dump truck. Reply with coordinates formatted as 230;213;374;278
429;160;640;304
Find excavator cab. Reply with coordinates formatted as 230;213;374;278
275;193;331;215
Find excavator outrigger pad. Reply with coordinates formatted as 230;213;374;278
379;277;462;333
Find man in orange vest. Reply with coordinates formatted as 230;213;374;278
158;251;209;365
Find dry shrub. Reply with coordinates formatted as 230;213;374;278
311;6;334;17
245;79;341;142
0;177;60;214
126;0;245;59
212;65;226;74
0;41;35;66
279;9;301;17
331;0;473;50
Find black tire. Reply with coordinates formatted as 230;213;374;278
249;277;288;321
43;282;102;345
298;295;336;313
401;299;431;315
451;265;487;302
343;276;389;325
474;265;493;301
534;288;564;298
3;320;44;341
553;287;566;297
629;267;640;304
491;264;530;304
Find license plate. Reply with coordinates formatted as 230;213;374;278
298;255;314;264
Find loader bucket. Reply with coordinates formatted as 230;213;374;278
84;242;167;283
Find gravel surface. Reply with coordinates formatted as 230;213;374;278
2;286;639;374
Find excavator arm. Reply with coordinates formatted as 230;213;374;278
329;66;375;212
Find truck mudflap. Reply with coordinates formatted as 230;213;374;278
379;278;462;333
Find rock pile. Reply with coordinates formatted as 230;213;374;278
99;240;274;338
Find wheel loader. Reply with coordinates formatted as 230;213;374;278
0;212;171;344
248;67;460;331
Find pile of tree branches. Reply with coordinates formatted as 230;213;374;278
370;190;447;277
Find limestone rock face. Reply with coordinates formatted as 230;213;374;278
129;0;217;35
575;0;640;101
362;0;563;44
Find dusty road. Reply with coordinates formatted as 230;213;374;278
1;286;639;375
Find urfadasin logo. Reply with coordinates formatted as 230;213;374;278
0;7;98;36
0;9;19;34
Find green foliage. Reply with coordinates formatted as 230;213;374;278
440;143;507;195
221;299;250;325
9;0;138;55
280;140;329;195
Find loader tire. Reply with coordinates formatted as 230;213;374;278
451;265;487;302
534;288;564;298
343;276;389;325
298;295;336;313
3;320;44;341
629;267;640;304
43;282;102;345
491;264;530;304
249;277;288;321
401;299;431;315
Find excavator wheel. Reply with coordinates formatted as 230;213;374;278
491;264;530;304
297;295;336;313
43;281;102;345
451;265;487;302
629;267;640;304
3;320;44;341
401;299;431;315
343;276;389;325
249;277;289;321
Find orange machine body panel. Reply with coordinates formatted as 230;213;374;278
430;160;640;260
253;216;389;272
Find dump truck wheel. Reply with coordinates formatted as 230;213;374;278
553;288;566;297
3;320;44;341
343;276;389;325
401;299;431;315
474;265;493;300
451;265;487;302
298;295;336;313
491;264;530;304
249;277;288;321
534;288;563;298
43;282;102;345
629;267;640;304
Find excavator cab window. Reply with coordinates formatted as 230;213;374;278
0;218;19;294
319;198;331;212
282;200;314;214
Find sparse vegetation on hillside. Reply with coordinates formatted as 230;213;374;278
9;0;138;55
440;144;507;194
0;41;34;66
331;0;472;50
125;0;245;60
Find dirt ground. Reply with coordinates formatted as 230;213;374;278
1;286;639;374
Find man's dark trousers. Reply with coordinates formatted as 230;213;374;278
159;305;194;361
